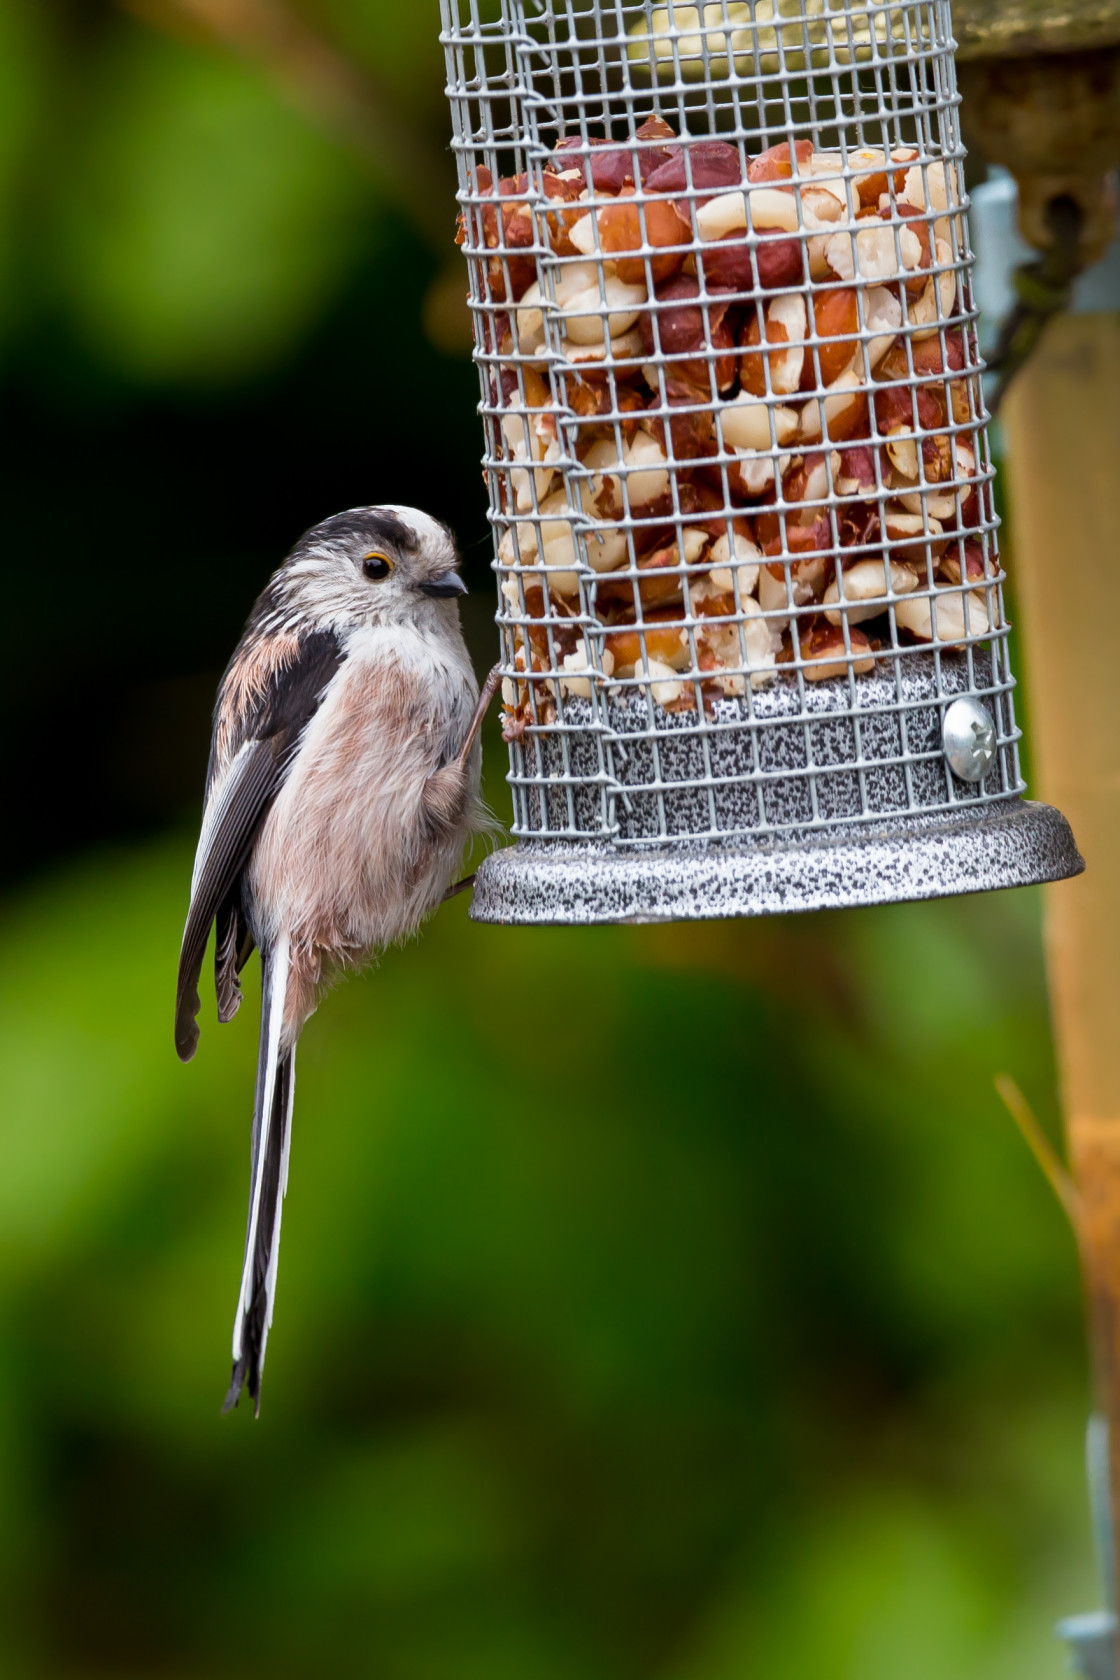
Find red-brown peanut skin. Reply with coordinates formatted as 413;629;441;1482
596;546;688;610
806;289;859;389
907;330;966;378
656;403;719;465
874;381;944;436
782;452;829;509
747;140;814;183
605;613;688;669
827;389;871;444
551;137;626;194
873;341;965;423
739;311;789;398
838;444;878;493
854;148;917;207
938;539;989;586
497;365;550;410
694;591;738;619
465;168;538;301
798;619;875;678
756;511;834;558
641;275;738;395
542;169;586;258
894;201;933;295
497;173;534;247
597;195;690;285
551;118;680;192
698;231;803;294
645;141;744;202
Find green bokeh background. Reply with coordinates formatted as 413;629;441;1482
0;2;1095;1674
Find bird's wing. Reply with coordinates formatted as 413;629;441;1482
214;892;253;1026
175;627;345;1062
176;739;281;1061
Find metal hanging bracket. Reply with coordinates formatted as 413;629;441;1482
1056;1415;1119;1680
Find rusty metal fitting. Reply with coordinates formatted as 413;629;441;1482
959;48;1120;265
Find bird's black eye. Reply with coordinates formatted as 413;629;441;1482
362;552;393;581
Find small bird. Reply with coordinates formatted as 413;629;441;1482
175;505;499;1414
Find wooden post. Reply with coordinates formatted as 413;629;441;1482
1001;311;1120;1618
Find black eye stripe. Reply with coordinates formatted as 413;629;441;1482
362;553;393;581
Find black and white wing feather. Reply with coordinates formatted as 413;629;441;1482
175;627;345;1061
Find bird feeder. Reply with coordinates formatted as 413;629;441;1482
441;0;1082;924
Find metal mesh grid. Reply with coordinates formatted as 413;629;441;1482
441;0;1022;847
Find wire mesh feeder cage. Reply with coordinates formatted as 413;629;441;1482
441;0;1083;923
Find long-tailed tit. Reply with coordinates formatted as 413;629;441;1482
175;506;500;1414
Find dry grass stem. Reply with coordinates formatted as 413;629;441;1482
994;1072;1082;1229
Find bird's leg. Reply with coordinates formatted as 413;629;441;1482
438;665;503;904
442;872;477;901
427;663;503;831
455;663;503;771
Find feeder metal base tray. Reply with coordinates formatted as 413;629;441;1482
469;800;1083;926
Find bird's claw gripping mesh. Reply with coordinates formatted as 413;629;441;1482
441;0;1082;921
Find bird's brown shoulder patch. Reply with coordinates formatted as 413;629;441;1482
214;630;302;766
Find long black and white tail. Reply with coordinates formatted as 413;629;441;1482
223;930;295;1416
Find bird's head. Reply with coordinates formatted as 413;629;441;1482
278;505;468;630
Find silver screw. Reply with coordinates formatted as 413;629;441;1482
942;696;996;783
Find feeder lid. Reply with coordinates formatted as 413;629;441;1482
953;0;1120;59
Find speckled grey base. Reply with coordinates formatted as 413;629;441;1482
512;653;1018;841
482;652;1082;924
468;800;1083;925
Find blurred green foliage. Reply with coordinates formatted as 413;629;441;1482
0;819;1094;1677
51;30;371;384
0;0;1097;1674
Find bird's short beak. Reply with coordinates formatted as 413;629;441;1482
417;571;468;599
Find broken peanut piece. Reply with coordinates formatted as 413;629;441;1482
797;620;876;680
